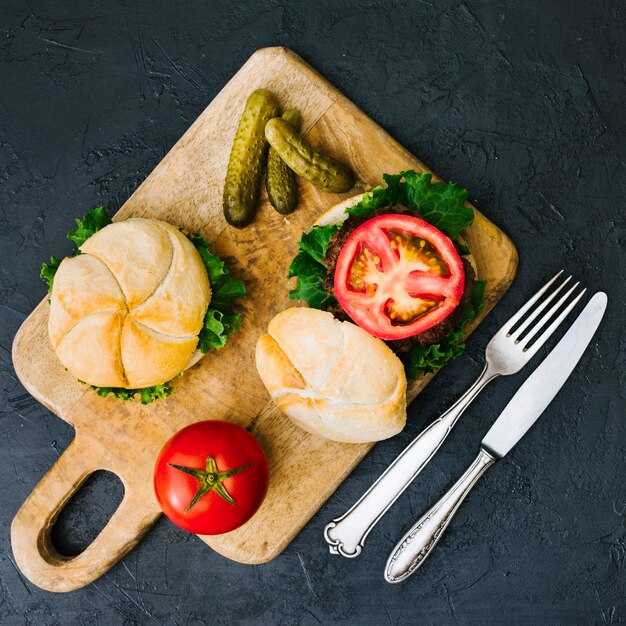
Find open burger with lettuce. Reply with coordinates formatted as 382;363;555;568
287;170;486;379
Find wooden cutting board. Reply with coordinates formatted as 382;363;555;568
11;47;518;592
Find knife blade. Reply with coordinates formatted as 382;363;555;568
385;291;607;583
481;290;607;458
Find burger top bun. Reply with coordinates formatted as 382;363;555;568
256;307;407;443
48;218;211;389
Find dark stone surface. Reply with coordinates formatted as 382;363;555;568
1;0;624;623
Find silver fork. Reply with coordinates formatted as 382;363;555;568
324;271;585;558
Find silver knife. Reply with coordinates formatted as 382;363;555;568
385;291;607;583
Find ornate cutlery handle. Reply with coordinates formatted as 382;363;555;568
324;364;497;558
385;448;496;583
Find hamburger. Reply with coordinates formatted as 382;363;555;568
287;171;486;379
42;207;245;403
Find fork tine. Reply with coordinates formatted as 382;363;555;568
522;287;587;357
521;281;580;346
503;270;564;334
509;275;572;342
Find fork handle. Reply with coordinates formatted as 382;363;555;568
324;363;498;558
385;448;496;583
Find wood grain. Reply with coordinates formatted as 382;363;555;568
11;47;518;592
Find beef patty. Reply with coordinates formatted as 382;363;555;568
323;205;475;351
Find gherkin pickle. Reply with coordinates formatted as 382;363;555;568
223;89;279;228
266;109;301;214
264;118;354;194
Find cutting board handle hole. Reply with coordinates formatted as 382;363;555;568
50;470;124;557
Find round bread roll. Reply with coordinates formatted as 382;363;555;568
49;218;211;388
256;308;407;443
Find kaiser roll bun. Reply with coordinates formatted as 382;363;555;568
49;218;211;388
256;307;407;443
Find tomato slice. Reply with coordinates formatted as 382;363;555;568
333;214;465;340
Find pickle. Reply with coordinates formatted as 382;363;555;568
223;89;280;228
265;118;355;194
266;109;301;214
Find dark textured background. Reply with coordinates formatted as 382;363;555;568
1;0;625;624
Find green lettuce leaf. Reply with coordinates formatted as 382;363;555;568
298;224;341;264
458;278;486;329
455;241;471;256
41;256;62;293
288;251;337;310
347;171;473;239
346;172;407;218
288;224;340;310
87;381;175;405
402;171;473;239
67;206;111;248
40;207;112;291
187;234;246;354
402;280;486;378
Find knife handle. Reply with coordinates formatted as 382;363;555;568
324;363;497;558
385;448;496;583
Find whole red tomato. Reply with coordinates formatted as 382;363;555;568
153;421;269;535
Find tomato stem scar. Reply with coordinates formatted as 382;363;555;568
168;456;253;512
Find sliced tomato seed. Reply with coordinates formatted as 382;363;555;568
387;229;448;276
386;295;440;325
348;244;383;293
